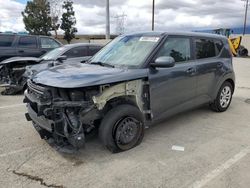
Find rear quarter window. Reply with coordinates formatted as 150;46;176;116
40;37;61;48
0;35;15;47
215;40;224;55
195;38;216;59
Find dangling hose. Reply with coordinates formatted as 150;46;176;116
63;112;82;137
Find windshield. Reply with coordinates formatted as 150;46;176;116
90;35;160;67
40;46;66;60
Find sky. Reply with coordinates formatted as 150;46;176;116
0;0;249;34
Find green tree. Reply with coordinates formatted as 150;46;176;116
60;0;77;44
22;0;52;35
49;0;62;38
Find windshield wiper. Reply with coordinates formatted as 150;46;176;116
90;62;115;68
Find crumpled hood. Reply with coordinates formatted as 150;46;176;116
32;63;148;88
27;61;54;72
0;57;41;65
24;61;54;79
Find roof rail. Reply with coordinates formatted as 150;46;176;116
0;31;29;35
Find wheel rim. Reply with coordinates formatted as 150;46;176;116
114;117;141;150
220;86;232;108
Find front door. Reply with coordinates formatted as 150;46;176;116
62;46;89;63
148;36;197;120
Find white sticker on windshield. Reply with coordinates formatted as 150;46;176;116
139;37;159;42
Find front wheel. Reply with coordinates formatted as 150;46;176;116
210;81;233;112
99;104;144;153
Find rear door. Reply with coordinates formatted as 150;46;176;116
148;36;197;120
194;38;224;104
16;36;41;57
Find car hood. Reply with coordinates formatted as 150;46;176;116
27;60;53;71
0;57;41;65
26;57;90;78
24;60;54;78
32;63;148;88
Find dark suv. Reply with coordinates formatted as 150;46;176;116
24;32;235;153
0;33;62;61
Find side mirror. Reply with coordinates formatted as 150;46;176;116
151;56;175;68
48;62;54;67
56;55;67;62
81;56;92;63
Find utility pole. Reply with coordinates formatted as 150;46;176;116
152;0;155;31
243;0;249;35
106;0;110;39
114;13;127;35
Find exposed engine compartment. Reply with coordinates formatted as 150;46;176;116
24;79;150;150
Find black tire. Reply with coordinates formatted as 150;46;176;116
99;104;144;153
1;87;17;95
210;81;233;112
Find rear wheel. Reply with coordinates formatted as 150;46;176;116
210;81;233;112
99;104;144;153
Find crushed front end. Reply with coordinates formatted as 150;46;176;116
0;57;41;95
0;64;28;95
24;80;101;149
24;77;150;151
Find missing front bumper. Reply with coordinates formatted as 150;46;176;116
24;88;91;149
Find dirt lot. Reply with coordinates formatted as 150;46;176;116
0;58;250;188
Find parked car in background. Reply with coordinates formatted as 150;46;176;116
24;31;235;153
0;43;103;95
0;33;62;62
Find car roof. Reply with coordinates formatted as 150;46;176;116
63;43;104;49
0;33;46;37
124;31;228;40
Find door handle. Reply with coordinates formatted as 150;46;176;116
18;50;24;53
217;63;223;68
186;67;195;74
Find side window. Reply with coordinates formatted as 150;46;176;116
18;36;37;48
63;46;87;58
156;37;191;63
0;35;15;47
88;46;102;56
195;38;216;59
41;37;60;48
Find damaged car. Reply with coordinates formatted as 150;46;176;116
0;43;103;95
24;32;235;153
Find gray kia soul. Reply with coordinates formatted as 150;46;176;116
24;32;235;153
